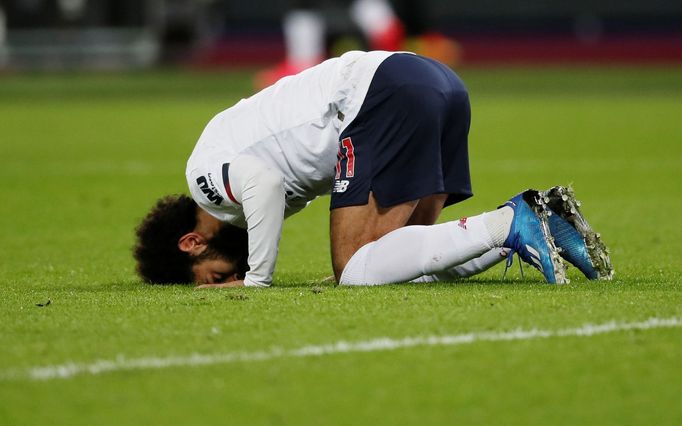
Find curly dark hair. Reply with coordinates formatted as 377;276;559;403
133;195;199;284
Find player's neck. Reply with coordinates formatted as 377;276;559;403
194;208;222;239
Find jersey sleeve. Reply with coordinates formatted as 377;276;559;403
228;155;286;287
186;155;244;225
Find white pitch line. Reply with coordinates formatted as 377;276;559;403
2;317;680;382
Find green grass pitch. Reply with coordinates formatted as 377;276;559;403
1;66;681;425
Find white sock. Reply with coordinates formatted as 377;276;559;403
482;206;513;247
412;207;513;283
340;213;498;285
411;247;510;283
283;10;325;67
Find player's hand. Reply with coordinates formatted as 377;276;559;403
195;280;245;289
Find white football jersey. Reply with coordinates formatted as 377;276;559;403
186;50;395;287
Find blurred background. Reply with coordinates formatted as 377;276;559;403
1;0;681;73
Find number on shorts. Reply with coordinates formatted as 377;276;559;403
335;137;355;179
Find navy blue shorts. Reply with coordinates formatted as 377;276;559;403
330;53;472;210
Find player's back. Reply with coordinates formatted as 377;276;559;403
187;50;393;209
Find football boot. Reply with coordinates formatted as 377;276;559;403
502;190;568;284
542;186;614;280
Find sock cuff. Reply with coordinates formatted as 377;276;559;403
482;206;514;247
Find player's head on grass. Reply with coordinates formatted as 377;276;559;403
133;195;249;285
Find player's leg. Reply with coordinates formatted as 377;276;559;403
331;54;566;284
331;52;479;283
398;58;507;282
338;190;567;285
406;194;447;226
405;194;507;282
334;191;514;284
332;115;512;284
406;194;508;282
411;247;510;282
330;193;417;281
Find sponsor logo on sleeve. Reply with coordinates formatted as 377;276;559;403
196;173;224;206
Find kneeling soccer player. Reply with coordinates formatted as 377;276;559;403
133;51;613;287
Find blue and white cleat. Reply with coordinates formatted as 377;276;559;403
542;185;614;280
502;190;568;284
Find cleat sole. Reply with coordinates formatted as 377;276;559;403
543;186;614;280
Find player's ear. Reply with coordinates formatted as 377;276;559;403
178;232;208;256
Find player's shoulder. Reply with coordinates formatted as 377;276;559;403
187;161;228;207
186;151;242;218
187;153;279;205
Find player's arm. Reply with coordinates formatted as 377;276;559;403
228;155;286;287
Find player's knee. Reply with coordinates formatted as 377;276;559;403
332;253;347;283
338;241;375;286
331;232;378;282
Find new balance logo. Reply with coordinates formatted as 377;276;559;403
196;175;224;206
333;180;349;193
